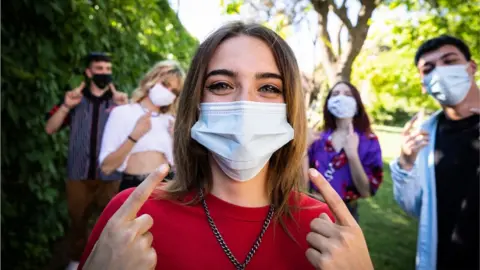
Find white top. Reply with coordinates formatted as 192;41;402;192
99;103;175;172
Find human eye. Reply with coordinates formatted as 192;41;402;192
205;82;234;93
259;84;282;94
162;81;171;88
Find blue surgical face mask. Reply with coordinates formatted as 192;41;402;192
327;95;357;119
422;64;472;106
191;101;294;182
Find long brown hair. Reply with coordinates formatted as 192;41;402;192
322;81;372;134
161;21;307;224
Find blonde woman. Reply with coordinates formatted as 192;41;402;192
80;22;372;270
99;60;185;191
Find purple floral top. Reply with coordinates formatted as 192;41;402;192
308;129;384;201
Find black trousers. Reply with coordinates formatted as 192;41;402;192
119;171;175;192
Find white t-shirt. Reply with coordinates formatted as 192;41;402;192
99;103;174;172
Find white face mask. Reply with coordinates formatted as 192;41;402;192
148;83;176;107
327;95;357;119
422;64;472;106
191;101;294;182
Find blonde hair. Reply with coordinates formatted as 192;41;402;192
162;22;307;231
131;60;185;114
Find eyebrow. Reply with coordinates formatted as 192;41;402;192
205;69;283;81
421;52;460;68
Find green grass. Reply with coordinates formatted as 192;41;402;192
358;128;419;270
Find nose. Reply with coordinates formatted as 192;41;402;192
233;82;260;102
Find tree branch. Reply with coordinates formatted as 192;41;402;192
356;0;382;32
337;22;344;56
327;0;353;32
337;0;379;81
311;0;336;64
245;0;274;22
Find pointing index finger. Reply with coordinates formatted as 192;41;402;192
75;81;85;94
309;168;357;227
115;164;169;220
403;113;419;134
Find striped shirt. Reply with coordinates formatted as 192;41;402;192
47;87;121;181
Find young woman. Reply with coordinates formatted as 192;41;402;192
305;82;384;221
99;60;185;191
79;22;373;270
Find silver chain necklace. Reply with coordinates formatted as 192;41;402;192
199;189;275;270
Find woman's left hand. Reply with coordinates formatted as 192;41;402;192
343;123;359;158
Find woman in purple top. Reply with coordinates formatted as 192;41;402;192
305;81;384;221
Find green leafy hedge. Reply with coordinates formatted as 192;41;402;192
1;1;197;269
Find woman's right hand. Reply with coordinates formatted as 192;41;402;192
130;112;153;140
82;165;170;270
399;113;429;170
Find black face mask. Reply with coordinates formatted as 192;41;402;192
91;73;112;89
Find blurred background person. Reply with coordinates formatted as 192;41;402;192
99;60;185;192
45;52;128;270
390;35;479;270
304;81;384;221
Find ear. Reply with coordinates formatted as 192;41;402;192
85;68;92;79
469;60;477;75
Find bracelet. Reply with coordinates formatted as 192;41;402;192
128;135;138;143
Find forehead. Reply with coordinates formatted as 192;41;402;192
417;45;466;67
207;35;279;74
332;83;351;92
90;61;112;68
162;73;181;87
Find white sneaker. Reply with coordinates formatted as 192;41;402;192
66;261;79;270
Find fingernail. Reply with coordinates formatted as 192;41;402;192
156;164;169;174
309;168;319;177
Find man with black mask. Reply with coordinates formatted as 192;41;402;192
391;35;479;270
45;52;128;270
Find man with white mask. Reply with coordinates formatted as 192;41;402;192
390;35;479;270
99;60;185;191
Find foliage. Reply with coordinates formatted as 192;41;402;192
351;1;480;126
1;0;197;269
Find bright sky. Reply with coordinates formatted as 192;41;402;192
168;0;407;75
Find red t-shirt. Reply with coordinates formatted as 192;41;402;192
78;188;334;269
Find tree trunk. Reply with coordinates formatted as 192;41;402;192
311;0;379;86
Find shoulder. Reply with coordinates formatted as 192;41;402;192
309;131;330;150
105;184;173;217
289;192;335;224
160;113;175;121
423;110;443;130
359;130;378;141
359;131;381;149
110;103;139;116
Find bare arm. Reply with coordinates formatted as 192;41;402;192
347;154;371;197
45;104;70;134
46;82;85;134
101;138;136;175
99;110;152;175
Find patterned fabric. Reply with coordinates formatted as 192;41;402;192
47;87;121;181
308;129;384;201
